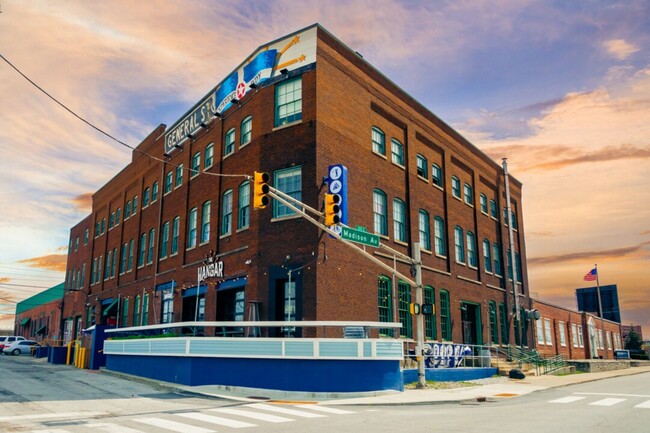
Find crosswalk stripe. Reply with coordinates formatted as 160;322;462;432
133;417;215;433
87;422;146;433
0;412;104;422
295;405;354;414
634;400;650;409
176;412;257;428
590;398;626;406
245;403;326;418
210;407;294;423
30;430;70;433
549;396;586;404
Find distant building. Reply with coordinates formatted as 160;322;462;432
576;284;621;323
621;324;643;342
14;283;64;341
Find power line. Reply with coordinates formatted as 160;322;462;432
0;265;63;274
0;282;56;289
0;53;248;179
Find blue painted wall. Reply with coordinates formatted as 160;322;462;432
402;367;497;384
106;355;403;393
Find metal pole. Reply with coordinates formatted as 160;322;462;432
595;264;608;358
502;158;521;347
195;269;201;322
413;242;426;389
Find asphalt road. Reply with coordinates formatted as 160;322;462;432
1;355;649;432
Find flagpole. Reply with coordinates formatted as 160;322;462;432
594;264;608;358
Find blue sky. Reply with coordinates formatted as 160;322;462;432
1;0;649;334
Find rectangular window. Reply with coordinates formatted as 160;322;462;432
147;229;155;264
440;291;451;341
221;191;233;236
493;243;502;276
133;296;141;327
391;139;404;166
111;248;117;278
434;217;446;256
142;293;149;325
490;199;498;218
537;318;545;344
160;222;169;259
480;194;488;214
466;232;477;267
559;321;567;347
454;226;465;263
273;166;301;218
201;201;211;243
162;291;173;324
187;208;197;248
572;323;578;347
373;190;388;236
378;277;392;336
451;176;461;198
416;155;428;179
132;197;137;215
577;325;584;347
191;152;201;177
275;77;302;126
424;287;436;340
175;165;183;188
143;188;150;208
463;183;473;205
372;127;385;155
125;201;131;218
418;210;431;251
104;251;111;280
164;172;173;194
137;233;146;267
544;318;553;345
171;217;180;255
128;239;134;271
241;117;252;146
398;282;412;338
204;143;214;169
151;182;158;202
224;128;235;156
432;164;443;188
121;298;129;328
499;303;508;344
238;182;250;230
393;199;406;242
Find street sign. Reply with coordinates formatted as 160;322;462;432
341;226;380;247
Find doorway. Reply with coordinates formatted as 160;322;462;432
461;302;482;345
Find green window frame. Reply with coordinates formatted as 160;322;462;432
147;228;155;264
201;201;211;243
434;216;446;256
424;285;436;340
489;301;498;344
493;243;502;276
221;190;233;236
480;193;488;213
142;293;149;325
204;143;214;169
160;222;169;259
499;303;508;344
418;210;431;251
241;116;252;146
393;198;406;242
273;166;302;218
191;152;201;177
164;172;173;194
187;207;197;249
371;127;385;155
137;233;146;268
377;276;393;336
454;226;465;263
483;239;493;273
373;189;388;236
463;183;473;205
121;298;129;328
466;231;477;267
171;217;180;255
151;181;158;202
143;187;150;208
391;139;404;166
238;181;250;230
490;199;498;218
432;163;443;188
133;295;141;327
127;239;134;271
451;176;460;198
398;282;412;338
416;154;428;178
175;165;183;188
440;289;451;341
224;128;235;156
275;77;302;126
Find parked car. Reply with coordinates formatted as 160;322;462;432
3;340;39;356
0;336;26;351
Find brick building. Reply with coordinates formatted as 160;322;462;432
59;24;532;347
14;283;64;342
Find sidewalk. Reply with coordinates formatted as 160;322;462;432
165;365;650;406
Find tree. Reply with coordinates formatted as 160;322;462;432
624;328;642;351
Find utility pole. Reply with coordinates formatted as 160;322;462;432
503;158;521;347
413;243;426;389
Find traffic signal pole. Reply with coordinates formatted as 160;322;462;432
265;185;427;388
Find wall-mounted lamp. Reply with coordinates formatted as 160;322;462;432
163;152;171;158
174;143;183;150
249;82;258;90
231;98;239;104
280;68;289;75
212;111;222;118
200;122;208;128
186;133;194;140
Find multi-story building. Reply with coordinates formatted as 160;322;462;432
61;24;531;347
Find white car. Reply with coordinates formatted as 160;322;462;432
3;340;39;356
0;336;26;351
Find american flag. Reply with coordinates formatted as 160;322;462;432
583;268;598;281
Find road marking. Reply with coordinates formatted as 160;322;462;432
549;396;587;404
634;400;650;409
0;412;105;422
245;403;326;418
133;417;215;433
296;405;354;414
576;392;650;398
176;412;257;428
589;398;626;406
210;407;293;422
87;423;145;433
30;430;71;433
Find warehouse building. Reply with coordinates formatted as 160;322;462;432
59;24;532;348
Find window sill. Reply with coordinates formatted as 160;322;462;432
417;175;429;183
432;184;444;191
273;120;302;131
391;161;405;170
199;241;210;246
236;226;249;233
465;202;474;208
420;248;432;255
240;141;251;149
219;233;231;240
372;151;387;160
394;239;408;246
481;211;489;217
452;195;462;202
435;253;447;260
223;152;234;160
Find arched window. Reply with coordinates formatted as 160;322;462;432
373;189;388;236
466;231;477;267
454;226;465;263
416;154;428;179
418;210;431;251
434;216;446;256
372;127;385;154
393;198;406;242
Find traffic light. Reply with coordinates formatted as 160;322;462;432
324;193;341;225
410;302;421;315
253;171;270;209
422;303;435;315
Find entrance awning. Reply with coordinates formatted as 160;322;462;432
102;298;119;316
217;277;247;292
20;317;31;327
183;284;207;298
35;325;47;335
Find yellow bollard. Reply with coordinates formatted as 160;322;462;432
66;341;73;365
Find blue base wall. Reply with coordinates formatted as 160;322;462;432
106;355;403;393
402;367;497;384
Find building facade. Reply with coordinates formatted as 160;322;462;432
14;283;64;342
60;24;532;348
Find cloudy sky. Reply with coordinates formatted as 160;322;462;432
1;0;648;335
